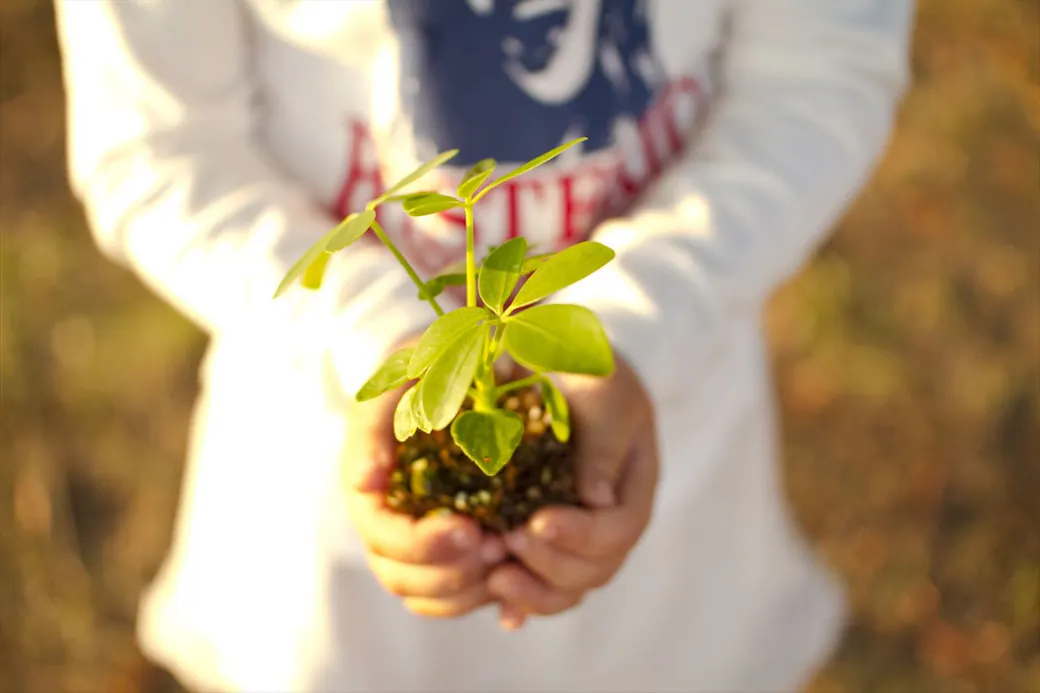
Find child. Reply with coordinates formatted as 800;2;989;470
54;1;913;691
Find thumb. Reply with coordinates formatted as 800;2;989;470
559;374;633;510
345;396;398;494
353;445;392;494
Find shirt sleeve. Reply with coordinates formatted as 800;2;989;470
549;0;915;409
54;0;436;404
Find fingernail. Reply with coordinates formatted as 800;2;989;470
505;531;527;553
587;480;615;508
452;528;475;549
531;516;557;541
481;541;505;564
501;606;525;631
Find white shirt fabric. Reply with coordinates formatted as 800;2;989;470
54;1;913;691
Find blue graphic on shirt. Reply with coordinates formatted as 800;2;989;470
386;0;663;165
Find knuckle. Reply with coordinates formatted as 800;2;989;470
559;519;591;550
436;568;469;594
407;534;441;563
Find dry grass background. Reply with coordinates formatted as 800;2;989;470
1;1;1037;691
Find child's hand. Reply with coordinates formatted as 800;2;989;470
486;357;659;629
344;341;507;619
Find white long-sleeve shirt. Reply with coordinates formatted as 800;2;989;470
55;1;913;691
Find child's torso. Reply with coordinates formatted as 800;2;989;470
243;0;725;274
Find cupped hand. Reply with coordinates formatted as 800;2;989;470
487;356;659;630
343;340;507;619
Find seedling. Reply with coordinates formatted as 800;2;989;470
275;138;615;478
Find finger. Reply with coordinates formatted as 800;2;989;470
487;563;583;616
524;506;630;560
557;375;634;508
347;494;483;564
498;603;528;631
344;396;400;493
615;420;659;523
368;551;488;599
402;582;492;619
503;529;606;591
526;427;658;559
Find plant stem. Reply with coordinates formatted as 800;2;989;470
492;374;543;398
370;220;444;317
464;204;476;307
471;325;499;412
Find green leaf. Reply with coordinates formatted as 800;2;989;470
510;241;615;310
355;347;415;402
370;190;436;208
417;327;485;430
520;254;550;275
457;159;496;200
540;378;571;443
413;381;433;433
419;273;467;300
402;192;464;217
450;410;523;476
327;210;376;252
408;307;489;379
274;227;340;298
273;210;379;298
478;237;527;314
393;385;420;441
503;304;614;376
374;150;459;204
300;251;333;290
418;259;468;299
476;137;587;200
416;250;534;301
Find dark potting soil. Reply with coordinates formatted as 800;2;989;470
385;387;579;532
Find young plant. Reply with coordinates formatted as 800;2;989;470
274;138;615;476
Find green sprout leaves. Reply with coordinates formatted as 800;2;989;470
540;377;571;443
419;272;466;300
479;237;527;314
417;326;484;430
300;251;333;290
378;307;492;441
273;210;376;298
394;385;421;441
327;210;377;252
520;254;551;275
457;159;496;200
370;149;459;208
402;192;464;217
474;137;586;202
418;260;467;300
503;304;614;377
275;137;618;477
451;410;524;475
510;241;614;311
356;346;415;402
408;307;489;378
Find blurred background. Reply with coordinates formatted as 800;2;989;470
1;0;1037;691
